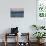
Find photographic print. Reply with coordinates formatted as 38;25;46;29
10;8;24;17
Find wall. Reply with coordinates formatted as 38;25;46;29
0;0;36;42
